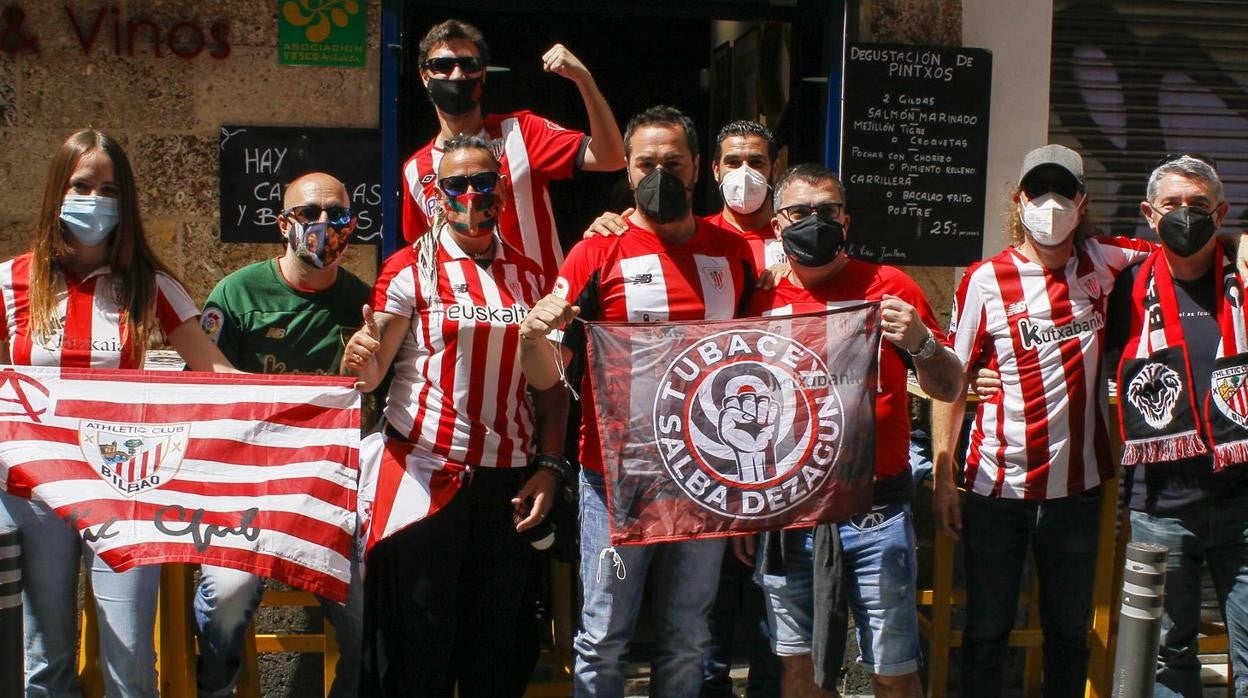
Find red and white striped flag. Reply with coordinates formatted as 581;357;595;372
0;366;359;603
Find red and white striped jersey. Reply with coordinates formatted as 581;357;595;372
372;229;546;469
705;211;786;272
949;236;1153;499
748;259;946;483
0;254;198;369
556;217;757;473
401;110;587;284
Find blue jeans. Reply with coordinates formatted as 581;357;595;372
194;556;362;698
1130;497;1248;697
1;491;159;698
574;469;725;698
960;490;1101;698
759;503;920;675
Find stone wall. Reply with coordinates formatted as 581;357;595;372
0;1;381;306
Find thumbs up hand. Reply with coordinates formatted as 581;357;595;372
343;305;384;390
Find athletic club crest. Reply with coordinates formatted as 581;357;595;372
1212;364;1248;429
79;421;190;495
652;329;844;520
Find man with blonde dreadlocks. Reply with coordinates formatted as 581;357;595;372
343;134;572;697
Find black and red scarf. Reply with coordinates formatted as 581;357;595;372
1117;241;1248;472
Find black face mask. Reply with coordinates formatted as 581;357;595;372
781;215;846;267
426;77;482;116
1158;206;1217;258
634;168;690;223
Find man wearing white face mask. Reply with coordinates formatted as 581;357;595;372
930;144;1156;697
706;121;786;272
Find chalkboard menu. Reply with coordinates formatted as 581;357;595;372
218;125;382;244
840;43;992;266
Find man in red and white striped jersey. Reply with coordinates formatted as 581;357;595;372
347;135;569;696
402;19;625;283
588;120;785;274
931;145;1154;696
518;105;757;697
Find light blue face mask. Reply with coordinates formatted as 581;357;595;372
59;194;118;246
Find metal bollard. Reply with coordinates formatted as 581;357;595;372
0;526;21;695
1111;542;1168;698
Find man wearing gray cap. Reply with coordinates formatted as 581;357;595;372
931;144;1155;696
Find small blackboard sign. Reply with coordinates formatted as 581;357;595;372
840;43;992;266
217;125;383;244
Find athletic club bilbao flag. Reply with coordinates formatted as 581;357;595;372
585;304;879;545
0;366;359;602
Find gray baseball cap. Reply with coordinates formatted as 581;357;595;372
1019;144;1084;189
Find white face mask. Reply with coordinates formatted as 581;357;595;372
59;194;118;246
1019;192;1081;246
719;166;769;215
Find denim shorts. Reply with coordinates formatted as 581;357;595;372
760;501;920;676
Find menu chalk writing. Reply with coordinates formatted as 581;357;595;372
218;125;382;244
841;43;992;266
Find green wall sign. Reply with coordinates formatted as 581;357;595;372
278;0;366;67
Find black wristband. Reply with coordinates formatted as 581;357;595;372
531;453;575;486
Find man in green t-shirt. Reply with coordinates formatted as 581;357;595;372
194;171;368;698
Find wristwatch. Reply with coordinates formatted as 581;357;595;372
908;332;939;360
531;453;576;487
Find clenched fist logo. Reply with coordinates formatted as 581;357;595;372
717;382;778;483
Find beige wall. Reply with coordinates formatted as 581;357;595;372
0;1;380;307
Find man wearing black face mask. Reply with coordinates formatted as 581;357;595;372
401;19;625;285
727;164;961;698
517;105;758;697
1105;155;1248;696
193;172;369;697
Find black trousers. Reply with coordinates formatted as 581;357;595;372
360;466;539;698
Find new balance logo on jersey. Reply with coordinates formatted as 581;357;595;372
629;273;653;285
1005;301;1027;317
1017;311;1105;350
444;303;529;324
265;327;286;339
451;283;470;293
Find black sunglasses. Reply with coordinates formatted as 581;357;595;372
439;172;501;197
779;202;843;223
1021;166;1082;200
422;56;483;74
1154;152;1219;171
283;204;354;226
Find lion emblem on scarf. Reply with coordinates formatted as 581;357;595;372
1127;362;1183;430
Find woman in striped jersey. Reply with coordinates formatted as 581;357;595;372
0;129;234;696
345;135;570;697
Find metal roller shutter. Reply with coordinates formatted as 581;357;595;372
1050;1;1248;237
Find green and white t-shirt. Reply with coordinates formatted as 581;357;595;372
201;258;370;375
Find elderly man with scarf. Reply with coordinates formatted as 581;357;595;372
1107;154;1248;697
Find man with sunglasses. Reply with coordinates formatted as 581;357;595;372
734;164;961;698
193;172;369;698
403;19;625;284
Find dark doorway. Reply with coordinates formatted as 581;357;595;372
398;1;839;254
